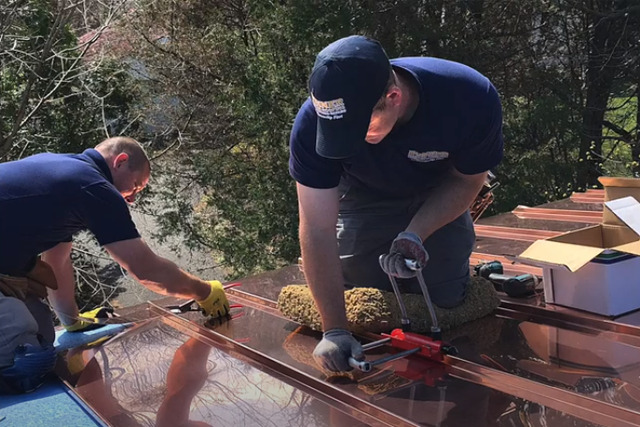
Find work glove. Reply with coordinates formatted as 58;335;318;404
63;307;114;332
196;280;230;319
379;231;429;278
312;328;363;372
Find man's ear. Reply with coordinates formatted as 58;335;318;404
388;86;402;108
114;152;129;169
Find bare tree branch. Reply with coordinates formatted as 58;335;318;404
0;0;128;158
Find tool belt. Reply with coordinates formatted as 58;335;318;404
0;259;58;300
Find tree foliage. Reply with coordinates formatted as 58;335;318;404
0;0;136;160
3;0;639;280
116;0;640;278
0;0;140;309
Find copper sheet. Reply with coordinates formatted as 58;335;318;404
61;186;640;426
512;206;602;223
174;302;634;425
155;306;421;427
570;190;605;204
477;198;601;230
66;316;398;427
537;198;605;211
476;212;590;232
474;224;561;242
58;280;640;426
187;303;640;427
222;259;640;421
497;301;640;337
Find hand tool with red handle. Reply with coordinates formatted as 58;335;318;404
349;259;457;372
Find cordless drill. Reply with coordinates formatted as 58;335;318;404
474;261;538;297
486;273;538;297
474;261;503;278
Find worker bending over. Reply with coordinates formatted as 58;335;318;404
0;137;229;393
289;36;504;371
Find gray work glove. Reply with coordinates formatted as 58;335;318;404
379;231;429;278
312;329;364;372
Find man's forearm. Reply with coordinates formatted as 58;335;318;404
134;257;210;301
104;239;210;301
300;226;348;331
407;169;487;240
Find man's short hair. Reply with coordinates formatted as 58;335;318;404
373;68;397;112
95;137;150;173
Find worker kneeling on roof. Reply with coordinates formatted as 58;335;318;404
289;35;504;372
0;137;229;393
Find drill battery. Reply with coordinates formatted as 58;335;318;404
474;261;538;298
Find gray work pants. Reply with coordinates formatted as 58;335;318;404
0;292;55;368
337;184;475;308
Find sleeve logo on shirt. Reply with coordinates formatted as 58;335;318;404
311;93;346;120
407;150;449;163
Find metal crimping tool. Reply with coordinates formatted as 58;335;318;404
167;282;242;315
348;258;458;372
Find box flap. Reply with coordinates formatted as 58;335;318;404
604;197;640;237
518;240;604;272
613;240;640;256
550;225;604;246
598;176;640;189
599;177;640;203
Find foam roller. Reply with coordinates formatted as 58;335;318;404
277;277;500;334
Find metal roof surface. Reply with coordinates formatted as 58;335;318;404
55;189;640;426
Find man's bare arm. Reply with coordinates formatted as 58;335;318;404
407;168;487;240
104;238;210;300
42;242;78;326
296;183;348;331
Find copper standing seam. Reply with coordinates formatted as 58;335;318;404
151;303;421;427
474;224;561;242
511;206;602;223
153;302;640;427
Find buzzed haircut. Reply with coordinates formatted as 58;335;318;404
373;67;397;112
95;137;150;173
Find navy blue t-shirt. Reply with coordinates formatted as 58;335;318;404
289;57;504;198
0;149;140;275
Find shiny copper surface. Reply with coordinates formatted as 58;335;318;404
570;190;605;204
537;198;605;211
206;300;640;427
61;294;627;426
474;224;561;242
66;314;398;427
511;206;602;223
57;188;640;426
497;300;640;336
192;304;617;427
154;305;421;427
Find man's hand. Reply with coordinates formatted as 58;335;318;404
379;231;429;278
196;280;230;318
63;307;114;332
312;329;363;372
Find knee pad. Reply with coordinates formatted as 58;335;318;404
0;296;40;368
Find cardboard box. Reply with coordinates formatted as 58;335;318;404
516;177;640;316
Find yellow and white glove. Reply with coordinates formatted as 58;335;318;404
196;281;230;318
63;307;114;332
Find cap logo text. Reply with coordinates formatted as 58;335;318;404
312;93;346;120
407;150;449;163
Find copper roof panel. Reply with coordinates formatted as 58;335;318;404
56;189;640;426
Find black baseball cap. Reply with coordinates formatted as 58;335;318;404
309;35;391;159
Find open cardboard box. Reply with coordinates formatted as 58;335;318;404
516;177;640;317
